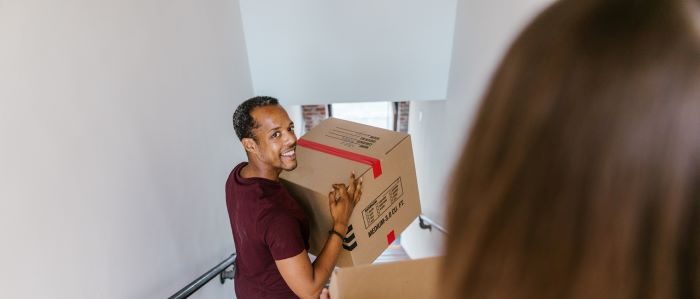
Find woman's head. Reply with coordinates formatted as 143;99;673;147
443;1;700;299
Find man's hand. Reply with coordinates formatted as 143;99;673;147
275;172;363;299
328;172;363;233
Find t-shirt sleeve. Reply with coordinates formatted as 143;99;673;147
258;209;306;261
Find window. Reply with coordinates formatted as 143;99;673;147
300;101;409;134
330;101;393;130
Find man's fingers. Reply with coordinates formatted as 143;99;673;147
338;187;349;200
349;173;363;198
354;189;362;205
354;179;362;201
328;191;336;205
331;184;341;199
348;172;356;192
335;184;349;200
347;176;356;195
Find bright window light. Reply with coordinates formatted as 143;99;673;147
331;102;393;130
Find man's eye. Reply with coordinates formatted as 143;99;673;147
272;132;281;138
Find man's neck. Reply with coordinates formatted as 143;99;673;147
241;161;281;181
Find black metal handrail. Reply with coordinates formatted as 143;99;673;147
169;253;236;299
418;214;448;234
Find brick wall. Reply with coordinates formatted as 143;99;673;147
396;101;410;133
302;104;328;133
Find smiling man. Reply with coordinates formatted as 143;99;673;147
226;96;361;299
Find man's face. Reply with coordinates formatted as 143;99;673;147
248;105;297;172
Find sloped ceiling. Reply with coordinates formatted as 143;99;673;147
239;0;458;105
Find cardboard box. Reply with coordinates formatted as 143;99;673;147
328;257;442;299
280;118;421;267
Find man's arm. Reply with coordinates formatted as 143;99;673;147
276;174;362;299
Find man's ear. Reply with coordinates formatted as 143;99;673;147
241;137;257;154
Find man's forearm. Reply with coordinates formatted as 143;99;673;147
309;224;346;296
278;177;360;299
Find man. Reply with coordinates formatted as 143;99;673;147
226;96;362;299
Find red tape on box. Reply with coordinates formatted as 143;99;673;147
387;230;396;245
297;138;383;178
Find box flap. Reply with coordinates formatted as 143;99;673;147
329;257;442;299
300;118;409;159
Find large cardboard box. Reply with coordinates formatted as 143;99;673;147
280;118;421;267
328;257;442;299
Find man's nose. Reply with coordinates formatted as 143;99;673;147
284;130;297;146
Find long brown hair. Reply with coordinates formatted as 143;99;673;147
442;1;700;299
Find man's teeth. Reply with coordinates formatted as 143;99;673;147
281;150;295;157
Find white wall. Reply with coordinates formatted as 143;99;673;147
283;104;305;136
401;0;554;258
0;0;252;298
239;0;458;105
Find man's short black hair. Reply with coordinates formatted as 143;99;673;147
232;96;279;140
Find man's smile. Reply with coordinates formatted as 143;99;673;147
281;148;296;159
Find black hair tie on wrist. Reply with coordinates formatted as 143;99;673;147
329;229;345;241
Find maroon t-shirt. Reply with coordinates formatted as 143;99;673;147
225;162;310;299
